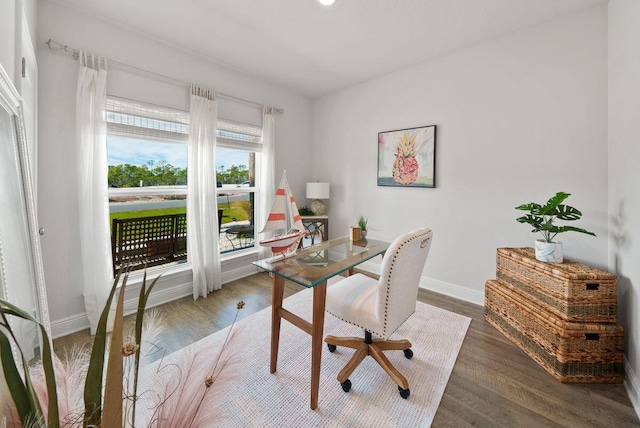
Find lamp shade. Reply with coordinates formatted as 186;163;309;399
306;182;330;199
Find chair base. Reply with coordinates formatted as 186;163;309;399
325;331;413;391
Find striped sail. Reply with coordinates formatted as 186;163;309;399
259;172;305;254
260;171;303;234
286;179;304;232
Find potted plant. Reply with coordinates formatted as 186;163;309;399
298;206;314;216
357;215;368;239
515;192;596;263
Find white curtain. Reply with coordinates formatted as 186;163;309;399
76;52;113;334
256;106;276;259
188;85;221;299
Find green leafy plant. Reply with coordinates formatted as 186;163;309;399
515;192;596;243
0;299;58;427
356;215;368;231
1;266;248;427
0;266;160;428
298;206;314;216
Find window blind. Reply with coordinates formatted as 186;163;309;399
106;95;263;151
217;118;263;152
106;96;189;143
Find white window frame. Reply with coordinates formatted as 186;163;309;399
106;96;264;261
215;121;263;254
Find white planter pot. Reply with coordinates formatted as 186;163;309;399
535;240;563;263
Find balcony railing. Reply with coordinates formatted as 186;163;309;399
111;211;254;275
111;213;187;275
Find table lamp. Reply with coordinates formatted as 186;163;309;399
306;182;330;215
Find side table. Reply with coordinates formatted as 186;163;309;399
300;215;329;247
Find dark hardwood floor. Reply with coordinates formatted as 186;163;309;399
54;272;640;427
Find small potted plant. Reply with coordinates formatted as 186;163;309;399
515;192;596;263
356;215;368;239
298;206;314;216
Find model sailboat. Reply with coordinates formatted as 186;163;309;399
259;171;305;255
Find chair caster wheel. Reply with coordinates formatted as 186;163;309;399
398;386;410;399
327;344;337;353
403;349;413;359
341;379;352;392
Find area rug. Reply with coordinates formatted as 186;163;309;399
138;287;471;427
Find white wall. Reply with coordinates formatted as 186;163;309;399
36;0;312;335
22;0;37;42
0;1;17;82
0;0;37;84
312;6;608;304
608;0;640;416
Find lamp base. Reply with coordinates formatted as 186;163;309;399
310;199;326;215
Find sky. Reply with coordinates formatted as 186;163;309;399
107;137;249;170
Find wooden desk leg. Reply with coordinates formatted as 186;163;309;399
271;275;285;374
310;281;327;410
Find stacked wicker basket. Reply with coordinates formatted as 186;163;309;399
484;247;624;383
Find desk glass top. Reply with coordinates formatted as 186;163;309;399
253;236;390;288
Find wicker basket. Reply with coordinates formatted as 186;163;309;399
496;248;617;322
484;279;624;383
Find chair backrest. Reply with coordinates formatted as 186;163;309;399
375;228;433;338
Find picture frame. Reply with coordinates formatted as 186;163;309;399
377;124;436;188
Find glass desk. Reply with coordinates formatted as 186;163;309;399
253;236;391;409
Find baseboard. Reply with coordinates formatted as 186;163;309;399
51;312;91;339
221;263;260;284
51;281;194;339
625;357;640;421
356;260;485;306
51;263;259;339
122;280;192;315
420;277;485;306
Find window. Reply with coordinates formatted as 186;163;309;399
106;96;263;274
106;97;189;274
215;119;262;255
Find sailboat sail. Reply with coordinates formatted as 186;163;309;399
259;171;305;254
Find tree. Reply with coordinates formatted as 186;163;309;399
108;163;247;187
108;163;187;187
215;164;248;184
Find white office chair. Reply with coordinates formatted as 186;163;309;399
324;228;433;399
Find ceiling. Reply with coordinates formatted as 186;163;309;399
51;0;607;98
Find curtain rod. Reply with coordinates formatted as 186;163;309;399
45;38;284;115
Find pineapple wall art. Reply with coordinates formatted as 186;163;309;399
378;125;436;188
